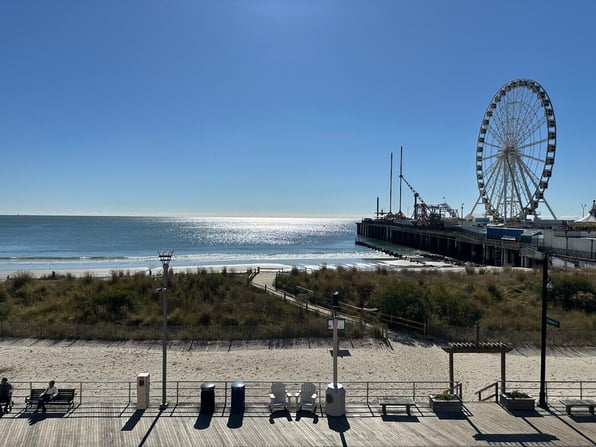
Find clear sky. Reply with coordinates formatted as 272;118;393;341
1;0;594;219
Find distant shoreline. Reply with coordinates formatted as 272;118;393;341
0;255;481;282
0;263;289;281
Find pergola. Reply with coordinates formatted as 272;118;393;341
442;342;513;395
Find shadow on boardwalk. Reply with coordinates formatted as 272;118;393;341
0;402;595;447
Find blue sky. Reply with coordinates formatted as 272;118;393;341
1;0;594;219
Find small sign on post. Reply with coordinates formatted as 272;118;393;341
546;317;560;328
327;318;346;331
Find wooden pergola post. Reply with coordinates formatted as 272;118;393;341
449;352;454;393
442;342;513;399
501;351;506;396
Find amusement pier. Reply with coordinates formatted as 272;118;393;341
358;79;596;270
357;205;596;269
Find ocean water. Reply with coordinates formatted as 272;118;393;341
0;215;393;272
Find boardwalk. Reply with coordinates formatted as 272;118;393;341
1;401;594;447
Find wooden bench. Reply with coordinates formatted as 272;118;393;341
378;397;416;416
560;399;596;415
25;388;76;412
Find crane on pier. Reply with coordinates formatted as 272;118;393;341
399;174;433;225
396;147;459;226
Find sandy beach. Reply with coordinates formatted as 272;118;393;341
1;266;594;402
1;335;594;401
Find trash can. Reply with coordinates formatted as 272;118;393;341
200;382;215;414
230;381;246;413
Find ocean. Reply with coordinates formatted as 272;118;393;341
0;215;396;273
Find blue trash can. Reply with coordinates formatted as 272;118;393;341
230;381;246;413
200;382;215;413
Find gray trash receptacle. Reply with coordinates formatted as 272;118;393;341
231;381;246;413
200;382;215;413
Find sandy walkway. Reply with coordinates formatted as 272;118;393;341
1;336;594;400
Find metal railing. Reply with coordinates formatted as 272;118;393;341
475;380;596;403
8;381;134;408
7;380;460;411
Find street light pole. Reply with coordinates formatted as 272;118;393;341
326;291;345;417
158;250;174;411
332;292;339;388
582;203;587;217
539;251;549;409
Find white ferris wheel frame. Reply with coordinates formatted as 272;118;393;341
472;79;557;222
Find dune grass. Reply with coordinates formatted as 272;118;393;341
274;265;596;346
1;266;594;345
0;269;331;341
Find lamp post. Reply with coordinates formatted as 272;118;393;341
325;291;345;416
538;252;553;409
332;292;339;388
461;203;464;223
158;249;173;411
582;203;587;217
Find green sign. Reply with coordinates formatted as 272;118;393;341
546;317;560;328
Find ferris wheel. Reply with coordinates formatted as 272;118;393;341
472;79;557;222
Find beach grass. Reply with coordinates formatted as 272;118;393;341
274;265;596;346
0;266;594;345
0;270;337;341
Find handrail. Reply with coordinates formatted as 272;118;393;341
7;379;461;409
475;381;499;402
475;380;596;402
379;313;426;334
256;278;426;335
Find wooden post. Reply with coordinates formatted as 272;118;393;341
501;351;506;396
449;352;454;393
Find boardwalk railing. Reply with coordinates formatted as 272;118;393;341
8;380;460;411
9;379;594;412
475;380;596;402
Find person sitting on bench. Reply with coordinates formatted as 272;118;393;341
0;378;13;413
36;380;59;413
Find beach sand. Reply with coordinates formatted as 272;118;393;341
1;336;594;401
1;266;593;401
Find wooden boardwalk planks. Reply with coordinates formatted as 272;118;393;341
0;402;594;446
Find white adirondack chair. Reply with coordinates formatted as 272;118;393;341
269;382;288;413
297;382;317;413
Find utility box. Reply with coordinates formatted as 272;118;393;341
137;373;150;410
